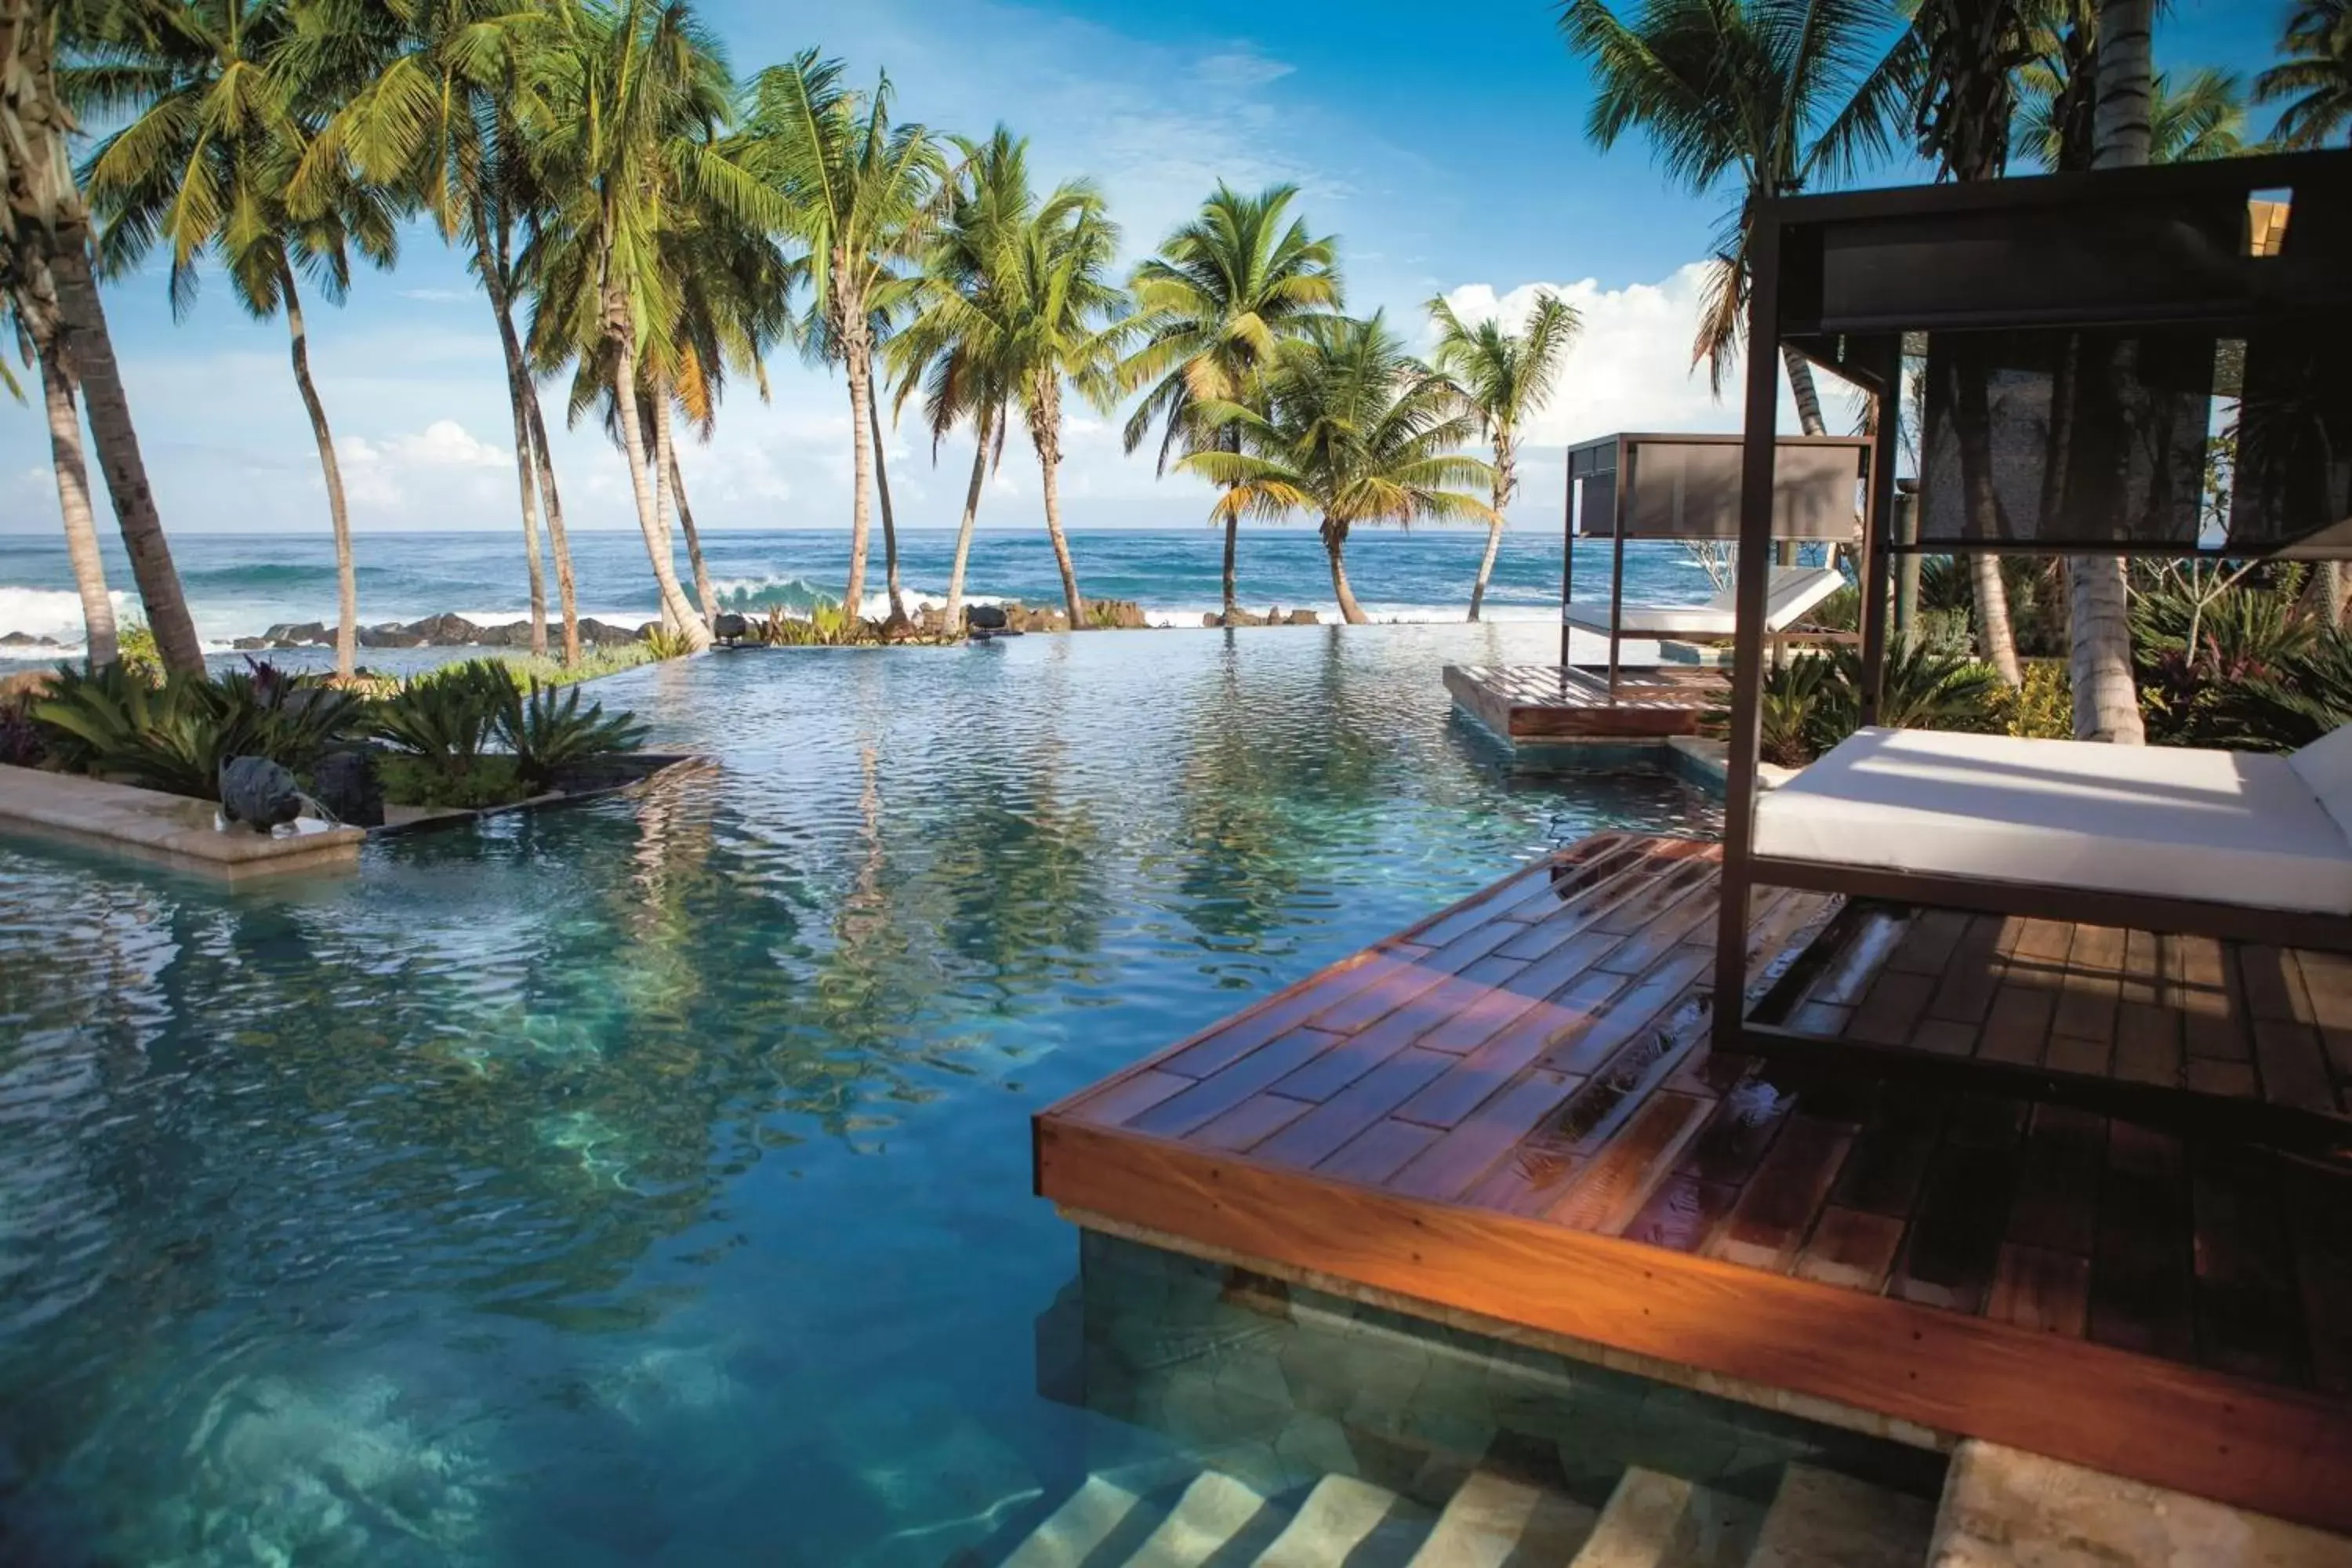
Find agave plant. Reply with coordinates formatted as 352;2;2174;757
497;683;649;789
371;661;518;769
640;626;701;661
34;660;365;800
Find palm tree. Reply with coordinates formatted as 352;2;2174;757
314;0;586;661
884;127;1028;633
76;0;399;681
526;0;782;654
3;0;201;672
1561;0;1908;437
1427;289;1580;621
738;53;942;622
2021;64;2247;167
1182;314;1496;626
1117;183;1341;624
2256;0;2352;148
0;234;112;666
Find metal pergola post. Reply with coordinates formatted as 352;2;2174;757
1857;336;1902;727
1711;220;1783;1052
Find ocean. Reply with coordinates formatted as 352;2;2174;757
0;525;1722;657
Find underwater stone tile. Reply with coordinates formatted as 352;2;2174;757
1338;1421;1433;1496
1396;1403;1498;1464
1272;1411;1361;1494
1275;1333;1375;1421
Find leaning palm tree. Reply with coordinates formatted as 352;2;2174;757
0;233;112;666
1117;183;1341;624
737;53;942;622
74;0;399;681
884;126;1028;632
1561;0;1908;435
1427;289;1580;621
4;0;201;672
2256;0;2352;149
2020;64;2247;168
312;0;586;661
1182;314;1497;626
525;0;781;653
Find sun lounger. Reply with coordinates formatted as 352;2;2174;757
1562;565;1846;641
1752;724;2352;919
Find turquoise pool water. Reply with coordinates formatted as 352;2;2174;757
0;622;1726;1565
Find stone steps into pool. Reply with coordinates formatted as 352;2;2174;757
994;1460;1933;1567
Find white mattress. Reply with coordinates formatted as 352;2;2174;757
1753;726;2352;916
1562;566;1843;640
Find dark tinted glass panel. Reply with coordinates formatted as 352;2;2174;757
1919;329;2212;548
2230;326;2352;552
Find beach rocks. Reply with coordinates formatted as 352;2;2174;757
262;621;332;648
1203;606;1320;628
0;631;59;648
1091;599;1150;630
576;619;641;648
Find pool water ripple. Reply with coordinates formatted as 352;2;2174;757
0;622;1717;1565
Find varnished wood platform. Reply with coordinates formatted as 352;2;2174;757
1749;902;2352;1152
1444;664;1716;742
1035;833;2352;1534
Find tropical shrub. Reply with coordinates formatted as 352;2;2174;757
1705;644;2005;767
377;753;529;811
372;660;517;768
2207;630;2352;750
497;682;648;789
754;605;874;646
32;660;365;800
116;622;162;681
640;626;700;661
0;697;45;768
1996;660;2074;739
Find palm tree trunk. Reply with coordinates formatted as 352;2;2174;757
666;444;717;624
1951;350;2024;688
840;295;875;621
608;315;708;649
866;362;906;622
278;260;358;681
1033;379;1085;627
946;410;988;631
1779;346;1828;568
2318;561;2347;630
1973;556;2024;688
1323;518;1367;625
524;382;580;665
1469;439;1512;621
49;238;201;673
480;241;548;657
38;341;114;667
1220;426;1241;623
2067;0;2154;744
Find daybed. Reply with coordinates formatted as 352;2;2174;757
1562;564;1845;643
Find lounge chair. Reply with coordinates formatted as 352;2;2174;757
1562;564;1846;642
1750;723;2352;931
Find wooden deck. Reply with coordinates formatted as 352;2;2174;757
1748;902;2352;1154
1034;833;2352;1534
1444;664;1718;742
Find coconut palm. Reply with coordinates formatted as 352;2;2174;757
737;53;942;622
2257;0;2352;149
2020;64;2247;168
4;0;200;672
1427;289;1580;621
884;128;1029;633
0;232;112;666
312;0;588;661
1561;0;1910;435
74;0;399;681
1182;314;1496;626
1117;183;1342;624
525;0;783;654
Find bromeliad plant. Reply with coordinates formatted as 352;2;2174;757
1704;643;2005;768
34;659;365;800
370;658;648;807
498;681;648;789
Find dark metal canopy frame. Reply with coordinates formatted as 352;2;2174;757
1560;432;1869;694
1708;150;2352;1141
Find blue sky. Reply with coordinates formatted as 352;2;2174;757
0;0;2287;539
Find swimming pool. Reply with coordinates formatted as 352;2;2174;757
0;622;1741;1564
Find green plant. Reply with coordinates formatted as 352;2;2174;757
372;660;517;768
754;604;877;647
377;753;531;811
0;697;47;768
1704;641;2005;768
2208;630;2352;750
1997;660;2074;739
33;659;365;799
640;626;700;661
498;683;649;789
116;622;162;681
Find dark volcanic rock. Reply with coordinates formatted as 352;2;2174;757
231;636;268;650
403;613;481;646
263;622;331;647
479;621;535;648
358;622;423;648
575;619;638;648
964;603;1009;632
310;748;383;828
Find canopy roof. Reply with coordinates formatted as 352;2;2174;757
1566;432;1867;543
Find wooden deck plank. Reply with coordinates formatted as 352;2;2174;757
1980;919;2070;1067
2090;1121;2195;1363
2296;949;2352;1088
1927;914;2009;1028
1067;1068;1194;1127
1192;1092;1317;1153
1847;968;1938;1048
1829;1081;1944;1218
2169;935;2251;1063
1794;1205;1906;1292
2278;1159;2352;1396
1250;1047;1457;1169
1706;1113;1857;1275
2049;924;2125;1062
1318;1117;1444;1186
1538;948;1713;1079
1542;1090;1712;1232
2190;1146;2307;1385
2004;1104;2103;1258
1621;1174;1740;1254
1988;1243;2092;1338
1890;1139;2020;1316
1036;1115;2352;1535
1152;953;1413;1081
1388;1068;1581;1202
1890;909;1975;977
1129;1028;1346;1138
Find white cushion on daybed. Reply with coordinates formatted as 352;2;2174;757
2289;722;2352;844
1562;566;1843;639
1753;725;2352;916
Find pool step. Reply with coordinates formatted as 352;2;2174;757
1745;1463;1935;1568
998;1459;1933;1567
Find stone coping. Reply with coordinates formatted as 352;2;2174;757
0;763;364;881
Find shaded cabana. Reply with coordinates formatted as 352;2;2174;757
1711;149;2352;1138
1562;431;1869;693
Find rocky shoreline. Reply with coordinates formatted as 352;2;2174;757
0;599;1330;654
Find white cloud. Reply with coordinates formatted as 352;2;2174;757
335;419;514;512
1195;47;1294;91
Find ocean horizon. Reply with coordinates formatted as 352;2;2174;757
0;524;1725;657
